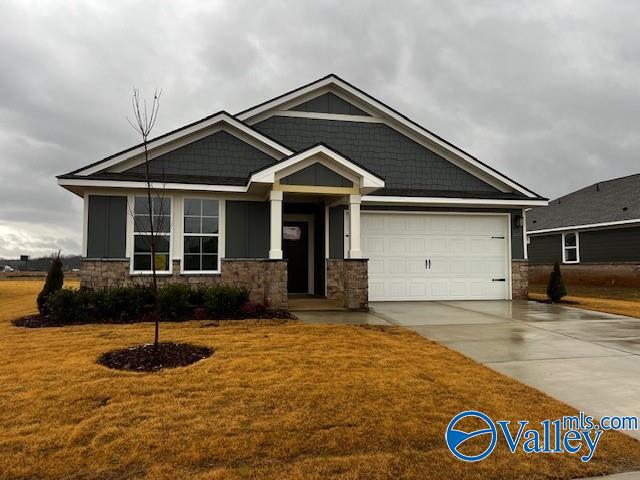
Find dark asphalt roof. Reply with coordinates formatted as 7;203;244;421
58;172;248;186
527;173;640;231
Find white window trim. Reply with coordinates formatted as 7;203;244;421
562;231;580;264
180;197;224;275
130;195;173;275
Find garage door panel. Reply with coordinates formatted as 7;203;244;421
364;237;385;254
361;213;509;301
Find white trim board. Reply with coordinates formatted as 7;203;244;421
237;75;541;198
251;144;384;190
527;218;640;235
271;110;384;123
362;195;547;208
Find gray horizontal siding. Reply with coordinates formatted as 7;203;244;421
281;162;353;187
225;201;269;258
528;234;562;264
87;195;127;258
253;116;503;195
580;227;640;262
124;131;276;179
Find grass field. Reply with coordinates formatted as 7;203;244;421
529;284;640;318
1;280;640;479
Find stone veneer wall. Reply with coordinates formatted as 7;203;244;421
511;260;529;299
326;259;368;310
80;258;288;309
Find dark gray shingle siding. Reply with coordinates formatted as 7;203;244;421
281;162;353;187
124;131;276;179
253;116;503;195
527;174;640;231
289;92;370;116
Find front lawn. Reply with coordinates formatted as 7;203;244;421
2;280;640;479
529;284;640;318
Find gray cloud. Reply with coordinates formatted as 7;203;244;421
1;0;638;257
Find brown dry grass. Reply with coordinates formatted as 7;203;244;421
1;280;640;479
529;288;640;319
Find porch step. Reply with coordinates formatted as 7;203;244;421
288;297;346;312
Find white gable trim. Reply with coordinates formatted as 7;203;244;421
73;113;293;176
249;144;385;190
270;110;384;123
238;75;539;198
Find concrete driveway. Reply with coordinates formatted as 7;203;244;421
297;300;640;439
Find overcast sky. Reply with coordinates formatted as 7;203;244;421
1;0;638;258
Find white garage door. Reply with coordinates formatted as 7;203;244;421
358;212;510;301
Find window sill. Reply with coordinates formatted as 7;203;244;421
130;271;173;276
181;271;221;276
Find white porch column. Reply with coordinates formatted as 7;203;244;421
269;190;284;259
348;194;362;259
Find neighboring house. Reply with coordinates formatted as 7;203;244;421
527;174;640;287
58;74;546;309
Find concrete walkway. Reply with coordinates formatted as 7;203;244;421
296;300;640;441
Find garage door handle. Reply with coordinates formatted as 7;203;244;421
425;259;431;270
492;236;505;239
492;278;506;282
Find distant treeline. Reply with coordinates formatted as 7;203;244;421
1;255;82;272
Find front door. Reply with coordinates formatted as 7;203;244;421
283;221;309;293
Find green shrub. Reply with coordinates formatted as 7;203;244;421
39;283;254;325
546;261;567;302
204;285;250;318
158;283;193;320
37;254;64;314
94;285;153;322
47;288;87;324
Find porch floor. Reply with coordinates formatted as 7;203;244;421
288;296;346;312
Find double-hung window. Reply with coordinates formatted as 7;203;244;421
183;198;219;272
562;232;579;263
133;196;171;272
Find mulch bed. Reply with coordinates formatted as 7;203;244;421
12;310;296;328
97;342;213;372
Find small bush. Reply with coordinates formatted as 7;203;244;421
158;283;193;320
546;261;567;302
47;288;89;325
37;254;64;315
95;285;152;322
31;282;269;326
204;285;250;318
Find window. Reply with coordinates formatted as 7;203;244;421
562;232;579;263
183;198;219;272
133;196;171;272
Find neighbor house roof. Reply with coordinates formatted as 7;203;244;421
527;173;640;233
